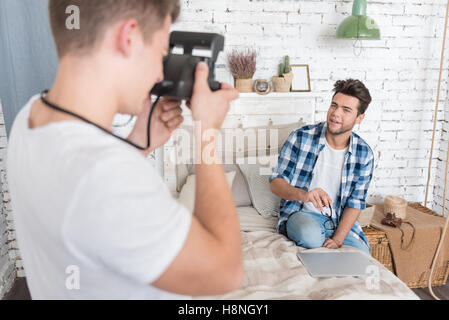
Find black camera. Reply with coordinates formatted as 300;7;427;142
150;31;224;100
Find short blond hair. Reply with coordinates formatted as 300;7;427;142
49;0;180;57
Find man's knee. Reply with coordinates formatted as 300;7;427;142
286;213;325;248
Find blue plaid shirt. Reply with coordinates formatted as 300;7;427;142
269;122;374;248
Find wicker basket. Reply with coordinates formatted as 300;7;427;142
363;226;395;274
235;78;253;93
272;71;293;92
363;202;449;288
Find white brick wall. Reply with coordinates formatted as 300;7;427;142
172;0;449;214
0;100;16;299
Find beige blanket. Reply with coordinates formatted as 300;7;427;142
195;207;419;300
371;204;449;285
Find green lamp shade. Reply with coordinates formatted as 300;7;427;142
336;16;380;40
336;0;381;40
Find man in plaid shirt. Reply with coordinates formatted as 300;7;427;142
270;79;374;255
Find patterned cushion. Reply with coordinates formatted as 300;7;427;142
238;155;281;218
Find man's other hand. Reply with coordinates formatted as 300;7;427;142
303;188;332;212
128;97;184;156
323;238;342;249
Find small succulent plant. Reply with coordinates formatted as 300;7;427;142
227;48;257;79
279;55;291;77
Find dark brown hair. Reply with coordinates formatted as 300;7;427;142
333;79;372;115
49;0;180;57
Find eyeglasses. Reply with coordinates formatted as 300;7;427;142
322;206;336;232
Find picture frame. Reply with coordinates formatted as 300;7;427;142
291;65;311;92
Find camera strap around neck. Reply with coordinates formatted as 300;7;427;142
40;90;161;151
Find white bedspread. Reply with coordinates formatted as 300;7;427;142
195;207;419;300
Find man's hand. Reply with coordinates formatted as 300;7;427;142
323;238;342;249
302;188;332;212
187;62;239;130
128;97;184;157
331;207;361;249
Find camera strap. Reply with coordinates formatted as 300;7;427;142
399;221;416;251
40;90;161;151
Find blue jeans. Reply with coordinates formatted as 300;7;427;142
286;210;371;255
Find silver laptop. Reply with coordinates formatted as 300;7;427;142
297;251;374;278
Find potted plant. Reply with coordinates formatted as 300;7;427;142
227;48;257;93
273;55;294;92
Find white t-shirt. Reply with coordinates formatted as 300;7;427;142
302;140;348;218
6;95;192;300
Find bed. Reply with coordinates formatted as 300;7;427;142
167;123;419;300
196;207;418;300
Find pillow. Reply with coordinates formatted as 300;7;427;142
176;163;252;207
176;162;190;193
178;171;237;213
230;165;252;207
237;155;281;218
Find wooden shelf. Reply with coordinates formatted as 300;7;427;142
238;92;324;98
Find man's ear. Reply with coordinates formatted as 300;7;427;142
356;113;365;124
116;19;140;57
